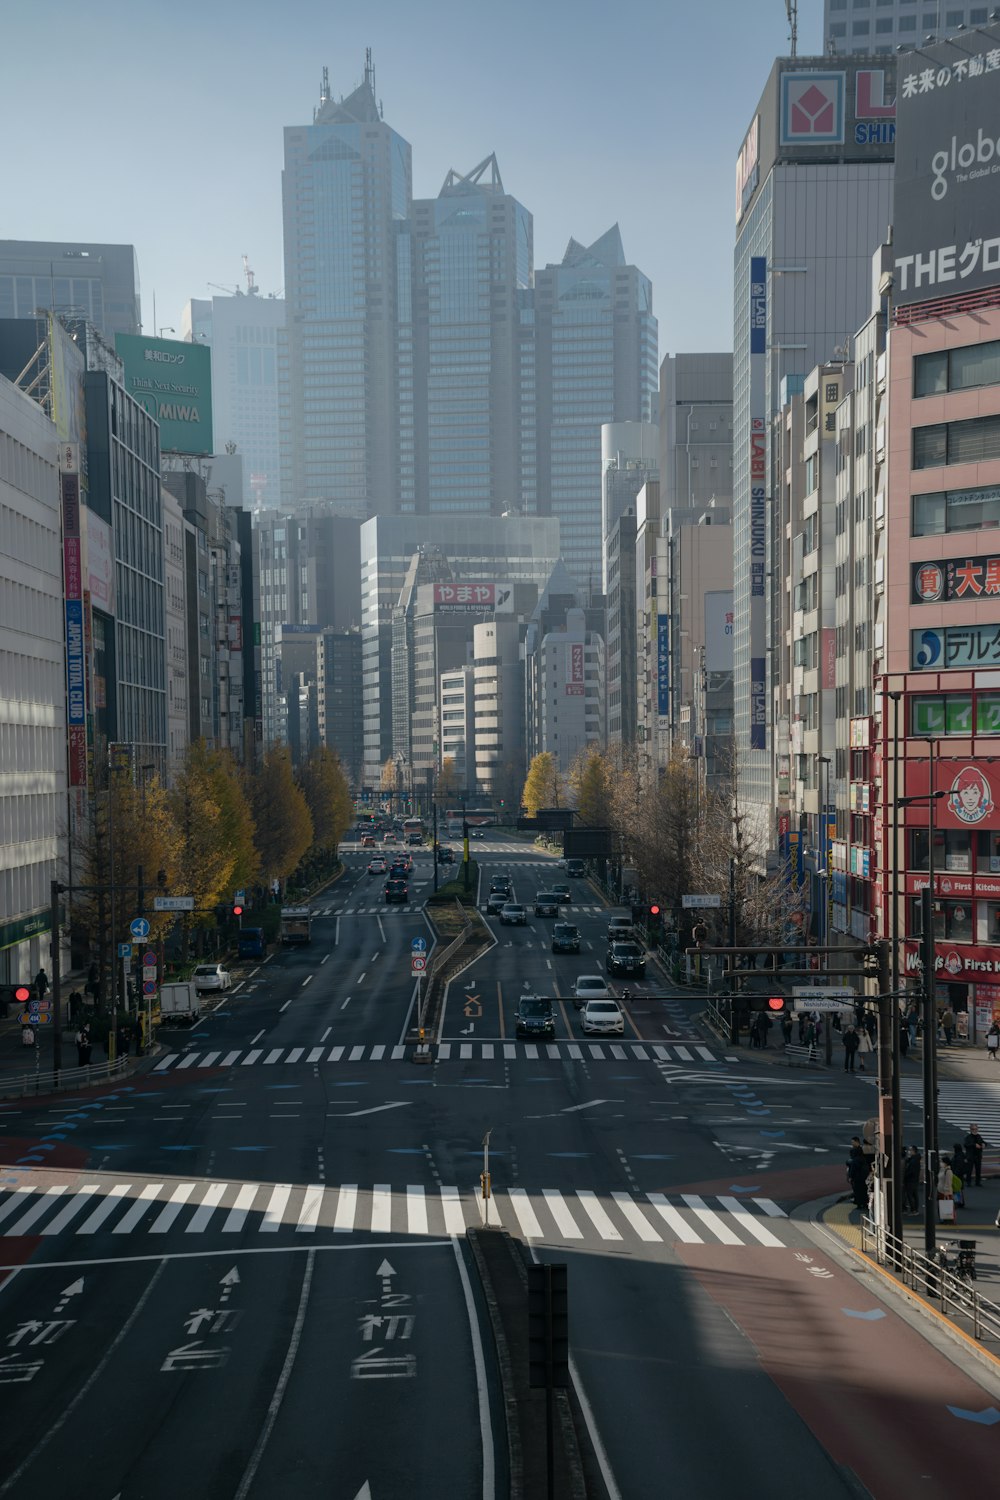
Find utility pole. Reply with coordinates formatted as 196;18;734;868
50;880;65;1076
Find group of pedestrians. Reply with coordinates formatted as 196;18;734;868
842;1022;875;1072
856;1124;987;1218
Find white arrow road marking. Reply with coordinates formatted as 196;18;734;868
54;1278;84;1313
326;1102;413;1119
354;1486;372;1500
526;1099;623;1119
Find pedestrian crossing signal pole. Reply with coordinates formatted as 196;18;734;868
481;1128;493;1225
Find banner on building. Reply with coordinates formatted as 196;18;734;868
657;616;670;715
912;625;1000;670
433;582;496;612
566;642;585;696
904;757;1000;832
85;509;115;614
704;591;734;673
912;552;1000;603
115;334;213;455
748;255;767;751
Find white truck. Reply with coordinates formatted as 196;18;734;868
159;981;200;1023
279;906;312;945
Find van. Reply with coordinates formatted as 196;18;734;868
566;859;585;878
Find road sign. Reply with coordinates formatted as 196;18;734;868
130;917;150;939
143;950;156;967
117;942;131;958
793;987;856;1000
682;894;722;909
411;955;427;975
143;965;157;981
143;980;157;996
411;937;427;952
792;997;854;1013
153;896;195;912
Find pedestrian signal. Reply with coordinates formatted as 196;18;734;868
14;986;30;1004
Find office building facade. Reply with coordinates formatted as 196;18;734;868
823;0;991;55
659;353;733;513
0;241;140;340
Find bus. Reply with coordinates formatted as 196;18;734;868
402;816;425;844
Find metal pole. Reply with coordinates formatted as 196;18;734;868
50;879;63;1076
433;800;439;895
921;740;939;1260
889;691;903;1245
545;1264;555;1500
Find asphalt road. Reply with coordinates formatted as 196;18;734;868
0;835;997;1499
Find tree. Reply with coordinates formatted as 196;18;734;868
521;752;565;817
569;747;613;828
298;747;353;851
437;756;459;799
249;747;313;886
380;757;397;793
169;743;239;923
204;748;258;895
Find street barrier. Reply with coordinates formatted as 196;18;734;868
860;1215;1000;1346
0;1055;130;1099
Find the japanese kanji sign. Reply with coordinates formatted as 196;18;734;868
912;552;1000;603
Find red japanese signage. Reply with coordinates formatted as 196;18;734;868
905;873;1000;898
68;725;87;788
904;758;1000;831
912;553;1000;603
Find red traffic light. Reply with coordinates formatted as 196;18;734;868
767;996;785;1012
649;904;661;917
233;905;243;917
14;986;30;1003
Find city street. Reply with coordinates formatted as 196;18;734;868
0;841;998;1499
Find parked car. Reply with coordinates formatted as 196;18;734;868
193;962;231;993
607;941;646;978
581;998;624;1036
515;994;555;1038
565;859;586;878
551;884;571;904
572;974;611;1010
500;902;527;926
607;916;635;942
534;891;560;917
551;922;581;954
384;878;408;904
368;856;387;875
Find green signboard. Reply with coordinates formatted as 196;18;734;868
114;334;213;455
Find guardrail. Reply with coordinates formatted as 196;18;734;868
860;1215;1000;1345
0;1055;130;1099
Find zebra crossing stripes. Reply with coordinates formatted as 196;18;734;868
152;1039;721;1073
0;1177;791;1250
882;1077;1000;1142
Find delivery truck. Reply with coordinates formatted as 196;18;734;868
159;981;200;1023
279;907;312;945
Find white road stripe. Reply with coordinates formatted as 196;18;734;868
753;1198;787;1218
370;1045;386;1061
682;1193;742;1245
4;1185;66;1236
307;1047;323;1063
646;1193;703;1243
222;1183;259;1232
186;1183;228;1233
371;1185;393;1234
568;1044;582;1059
407;1185;429;1235
155;1054;178;1071
438;1043;452;1060
588;1045;605;1059
112;1183;165;1234
391;1046;406;1060
524;1044;538;1060
263;1049;283;1065
610;1045;626;1060
40;1184;99;1235
546;1044;560;1059
482;1043;494;1060
242;1049;263;1066
717;1197;784;1246
507;1188;543;1239
503;1044;516;1059
221;1050;241;1066
260;1183;292;1232
78;1182;132;1234
611;1191;661;1242
653;1046;669;1059
199;1051;221;1068
334;1184;358;1233
176;1054;198;1070
575;1190;622;1241
349;1045;365;1062
149;1183;196;1233
542;1188;583;1239
674;1045;693;1061
285;1047;304;1064
440;1186;466;1236
695;1046;715;1061
0;1190;37;1230
328;1046;345;1061
296;1184;326;1233
631;1045;649;1060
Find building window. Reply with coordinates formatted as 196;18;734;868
911;482;1000;534
912;414;1000;469
914;339;1000;397
910;896;974;942
910;827;972;873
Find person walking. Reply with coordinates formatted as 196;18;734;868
951;1142;968;1203
843;1024;860;1073
941;1005;956;1046
857;1025;874;1072
759;1012;772;1049
749;1013;761;1049
903;1145;921;1214
937;1154;956;1222
33;968;49;1003
798;1011;807;1046
781;1012;793;1048
899;1018;909;1060
987;1022;1000;1062
964;1124;985;1187
847;1142;870;1212
906;1004;919;1050
75;1024;90;1068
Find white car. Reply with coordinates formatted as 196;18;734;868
572;974;611;1010
581;998;624;1036
193;962;231;993
368;856;387;874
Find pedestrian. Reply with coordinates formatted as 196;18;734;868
964;1124;985;1188
68;988;82;1023
864;1011;877;1043
759;1012;772;1049
987;1023;1000;1061
33;967;48;1002
847;1142;870;1212
899;1018;909;1060
906;1004;919;1050
951;1141;968;1201
749;1014;761;1049
781;1013;793;1048
903;1145;921;1214
857;1025;874;1072
843;1024;860;1073
941;1006;955;1045
937;1154;956;1221
798;1012;807;1046
75;1024;90;1068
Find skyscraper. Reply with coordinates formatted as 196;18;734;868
280;58;411;512
0;241;140;340
534;228;657;590
822;0;989;55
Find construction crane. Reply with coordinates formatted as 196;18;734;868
242;254;258;296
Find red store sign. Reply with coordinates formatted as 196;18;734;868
904;758;1000;832
904;941;1000;981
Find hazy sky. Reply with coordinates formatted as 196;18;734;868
6;0;823;355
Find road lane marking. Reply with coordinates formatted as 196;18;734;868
296;1185;325;1233
575;1191;622;1241
155;1054;179;1072
149;1183;196;1233
371;1185;392;1234
370;1045;386;1061
646;1193;702;1242
321;1027;331;1042
357;972;367;985
334;1185;358;1233
681;1194;742;1245
285;1048;304;1064
222;1184;259;1232
307;1047;323;1063
221;1050;241;1066
407;1185;429;1235
187;1183;228;1233
250;1030;265;1045
264;1049;283;1065
242;1049;263;1066
4;1186;66;1236
233;1250;315;1500
340;996;352;1011
440;1186;466;1237
611;1192;661;1242
716;1197;784;1246
78;1182;132;1234
349;1045;365;1062
497;980;505;1040
113;1184;164;1235
328;1046;345;1061
542;1189;583;1239
507;1188;543;1239
321;953;330;964
753;1198;787;1217
176;1055;198;1070
261;1184;292;1232
451;1235;496;1500
279;1000;292;1013
301;976;313;988
40;1185;100;1236
377;916;385;942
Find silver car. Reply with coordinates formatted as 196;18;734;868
193;962;231;993
581;998;624;1036
572;974;611;1010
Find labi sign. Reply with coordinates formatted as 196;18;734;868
115;334;213;455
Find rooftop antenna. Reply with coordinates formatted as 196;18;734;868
320;65;329;105
365;46;374;96
242;254;258;295
785;0;798;57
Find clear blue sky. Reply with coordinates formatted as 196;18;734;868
6;0;823;354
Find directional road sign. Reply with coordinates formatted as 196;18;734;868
411;937;427;952
130;917;150;939
793;986;856;1000
682;894;722;909
153;896;195;912
411;955;427;975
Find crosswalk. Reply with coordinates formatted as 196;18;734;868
889;1077;1000;1143
0;1176;789;1249
153;1039;723;1072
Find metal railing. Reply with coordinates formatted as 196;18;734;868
860;1215;1000;1344
0;1055;130;1099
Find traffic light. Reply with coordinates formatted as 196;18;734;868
233;904;243;918
14;985;30;1005
766;996;787;1014
649;903;661;919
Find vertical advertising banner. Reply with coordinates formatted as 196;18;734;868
565;642;585;696
61;466;88;786
657;616;670;715
748;255;767;750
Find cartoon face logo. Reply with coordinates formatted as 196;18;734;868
943;949;964;977
948;766;995;825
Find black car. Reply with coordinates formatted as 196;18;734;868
565;859;585;878
437;845;455;865
552;884;571;904
500;902;527;926
551;922;581;954
515;995;555;1038
389;863;408;881
486;890;508;915
490;876;512;896
384;879;408;904
534;891;560;917
607;940;646;977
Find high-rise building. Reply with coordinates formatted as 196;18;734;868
605;510;638;750
280;59;411;512
181;290;284;508
534;228;658;590
659;354;733;513
0;373;65;987
0;241;141;340
732;53;896;851
663;504;734;789
473;616;526;803
822;0;988;56
524;586;606;773
601;422;658;592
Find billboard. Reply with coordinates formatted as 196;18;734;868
115;334;213;454
704;592;734;674
904;757;1000;832
893;24;1000;307
748;256;767;751
912;625;1000;669
657;616;670;715
86;509;115;614
566;641;585;696
912;552;1000;603
432;582;496;612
